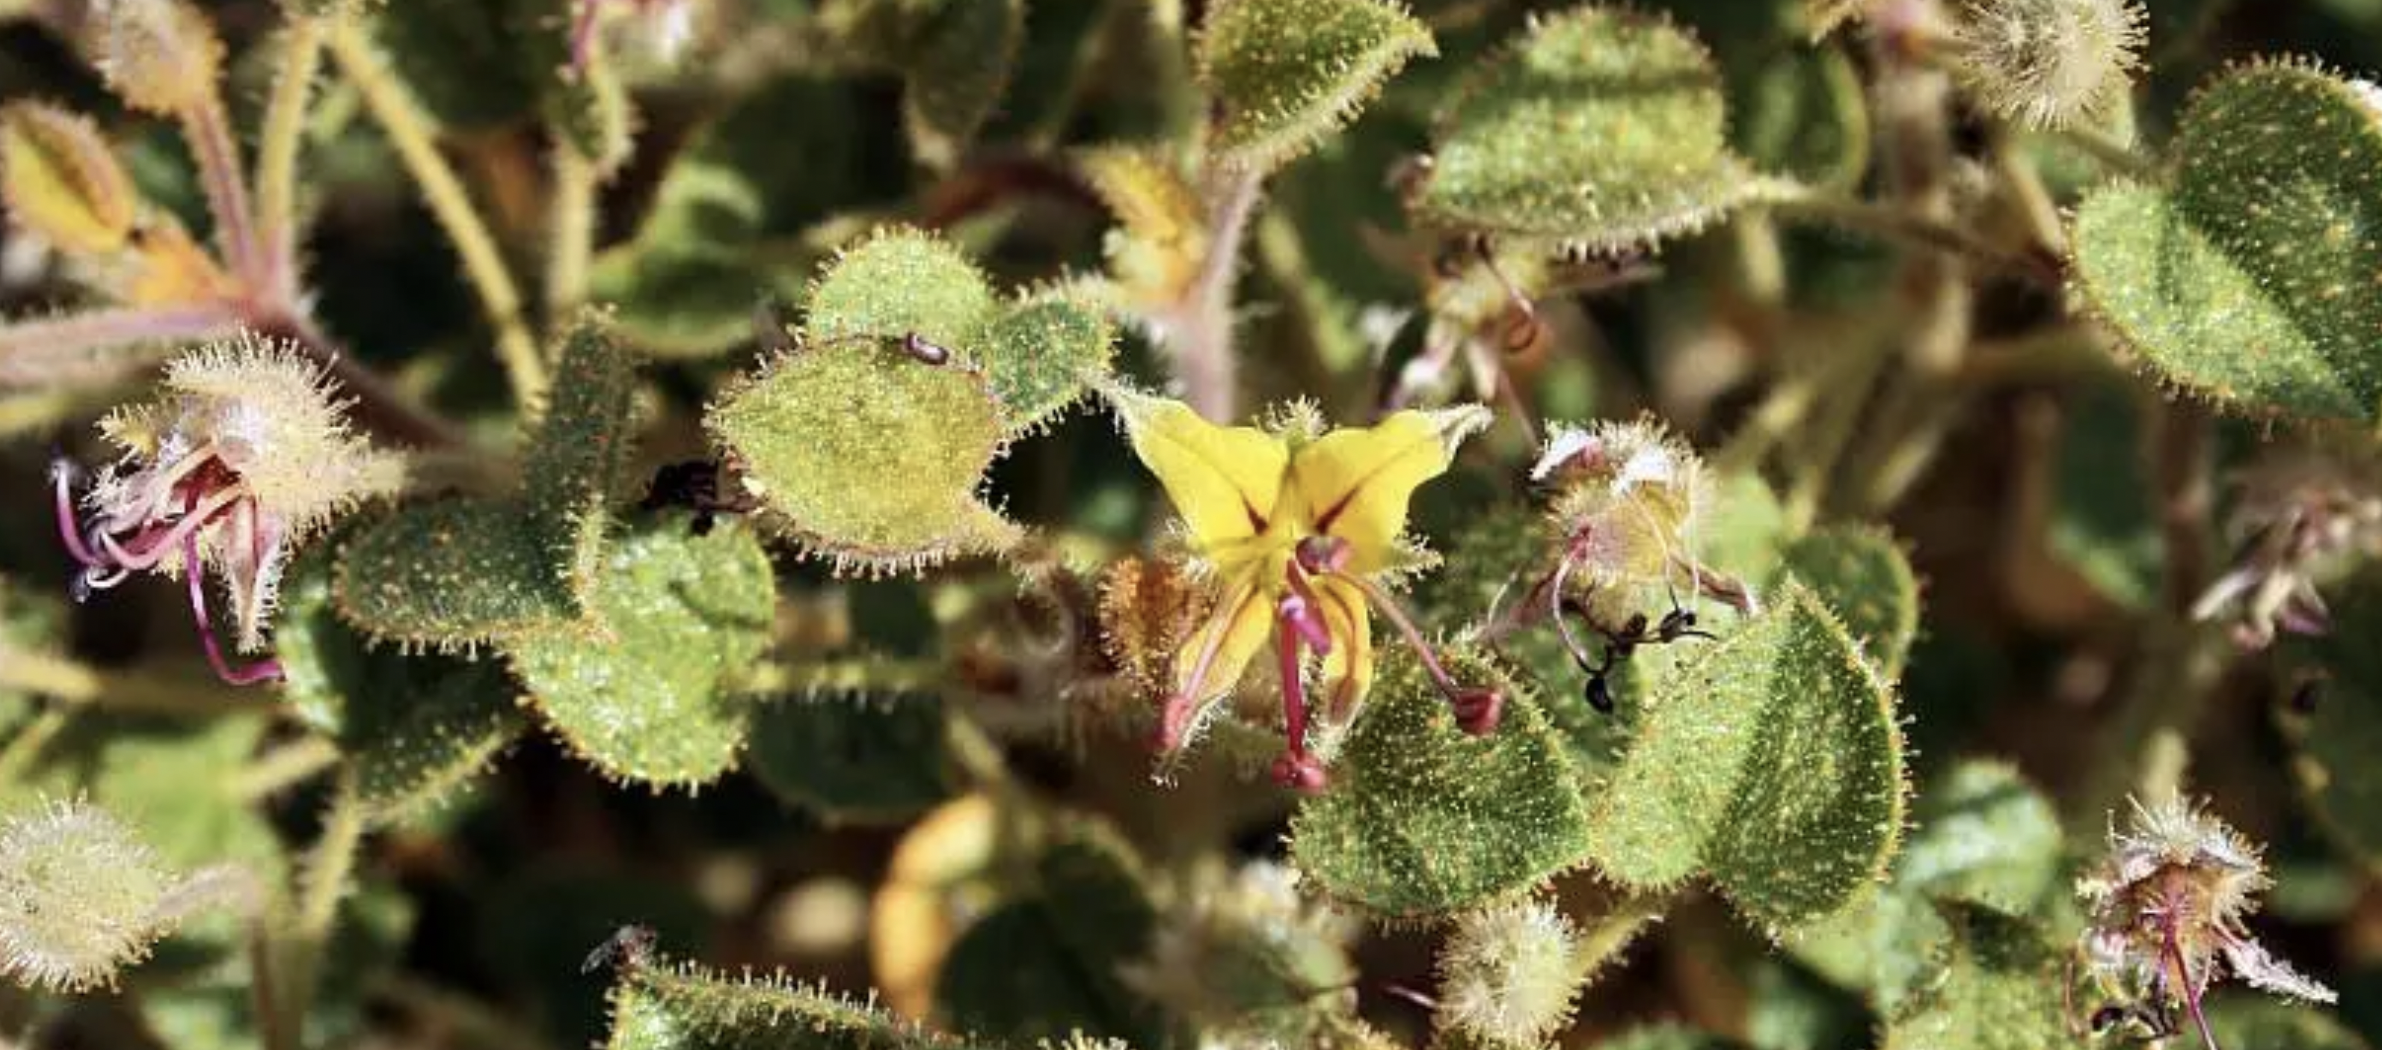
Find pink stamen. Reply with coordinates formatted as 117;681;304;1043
1279;564;1334;654
1300;532;1503;736
98;488;243;571
2165;910;2222;1050
1271;604;1327;793
50;462;106;569
183;530;281;686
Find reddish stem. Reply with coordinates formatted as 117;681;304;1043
183;530;282;685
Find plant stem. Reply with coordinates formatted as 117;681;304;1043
232;735;344;801
0;648;263;714
0;707;71;784
272;769;365;1047
1768;192;2059;289
2076;404;2223;819
1832;21;1976;517
183;93;262;284
545;145;598;320
325;22;548;412
0;301;244;387
1176;164;1264;422
257;15;328;304
2042;123;2158;179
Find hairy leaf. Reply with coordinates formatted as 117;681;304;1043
1413;7;1755;253
747;694;955;824
607;952;996;1050
2071;61;2382;424
1196;0;1437;171
1879;906;2070;1050
1290;644;1593;918
278;544;523;826
708;338;1018;575
1587;585;1906;933
509;520;776;788
1777;526;1920;678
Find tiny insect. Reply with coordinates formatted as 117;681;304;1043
641;458;756;536
580;924;657;974
1566;597;1716;715
899;331;953;366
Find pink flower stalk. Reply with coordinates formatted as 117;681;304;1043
50;333;403;684
2077;797;2336;1050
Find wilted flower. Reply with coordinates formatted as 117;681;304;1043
2191;450;2382;649
1104;386;1495;791
1530;419;1750;656
51;333;403;683
1946;0;2146;131
2076;796;2335;1050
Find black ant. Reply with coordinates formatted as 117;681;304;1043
1566;598;1714;715
641;458;757;536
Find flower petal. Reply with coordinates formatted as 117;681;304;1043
1107;386;1289;548
1313;577;1373;726
1292;405;1490;573
1172;584;1278;709
2221;936;2338;1004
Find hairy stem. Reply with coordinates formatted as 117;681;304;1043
1833;17;1977;516
1176;164;1264;422
325;22;548;412
0;301;244;388
545;145;599;320
2077;405;2223;819
257;15;328;304
183;93;262;284
0;647;264;714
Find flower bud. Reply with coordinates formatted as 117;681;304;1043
91;0;226;115
1947;0;2146;131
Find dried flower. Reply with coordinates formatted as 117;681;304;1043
2191;450;2382;649
1946;0;2146;131
1105;386;1494;791
51;333;404;683
2076;796;2335;1050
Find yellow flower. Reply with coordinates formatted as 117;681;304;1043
1106;387;1494;791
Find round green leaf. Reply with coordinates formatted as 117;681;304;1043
1587;584;1907;933
1196;0;1437;171
279;544;524;826
1776;525;1920;679
509;521;777;788
1879;906;2070;1050
708;338;1019;574
334;499;578;647
607;953;994;1050
1413;7;1756;253
1289;644;1593;919
2072;62;2382;424
972;295;1117;434
934;824;1165;1048
746;694;955;824
804;227;998;351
